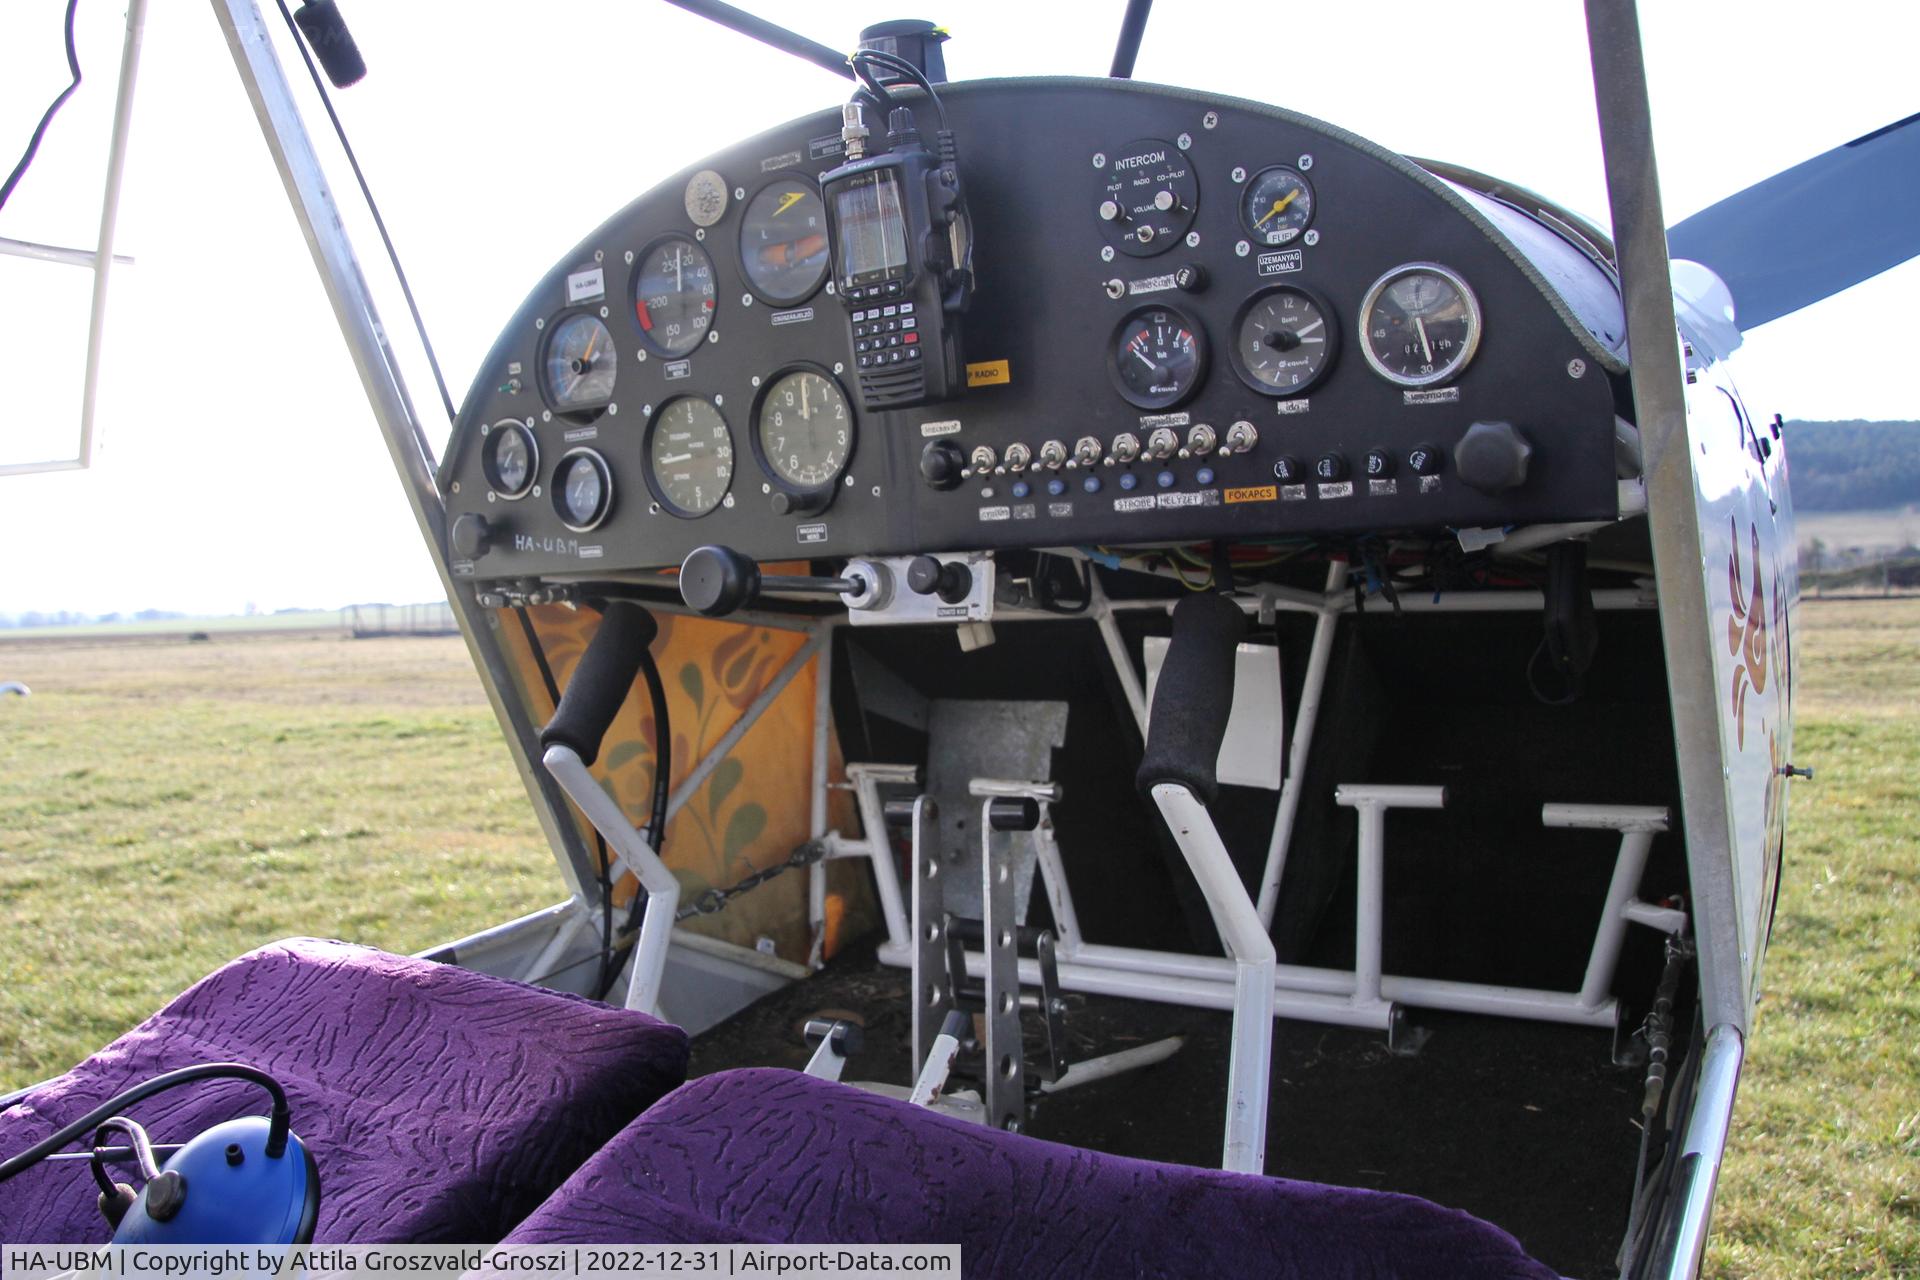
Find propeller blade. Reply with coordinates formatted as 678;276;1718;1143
1666;112;1920;330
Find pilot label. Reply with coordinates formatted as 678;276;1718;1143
796;523;829;544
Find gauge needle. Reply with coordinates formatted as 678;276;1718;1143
674;247;683;291
1255;189;1300;228
1415;316;1434;364
774;191;806;217
660;453;692;465
583;328;599;366
802;377;811;418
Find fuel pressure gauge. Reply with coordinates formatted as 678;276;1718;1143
1238;166;1314;247
1109;306;1207;410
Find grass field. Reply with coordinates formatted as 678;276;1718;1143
1;606;1916;1275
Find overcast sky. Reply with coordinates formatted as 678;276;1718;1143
1;1;1915;616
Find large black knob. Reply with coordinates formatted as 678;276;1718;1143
1455;421;1533;493
450;512;492;559
771;488;831;517
920;439;965;491
680;546;761;616
906;555;972;604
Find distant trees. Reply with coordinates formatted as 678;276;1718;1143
1785;420;1920;511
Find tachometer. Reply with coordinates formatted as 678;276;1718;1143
1238;166;1314;247
1359;263;1481;388
739;180;828;306
551;448;613;532
753;366;853;498
632;236;716;357
483;420;538;499
1108;306;1207;410
646;397;733;518
542;313;617;411
1231;286;1336;396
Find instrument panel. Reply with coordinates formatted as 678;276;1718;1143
440;78;1628;582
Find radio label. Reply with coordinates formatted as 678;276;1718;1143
1226;485;1278;504
1318;481;1354;499
1403;386;1460;405
1257;249;1304;277
796;522;829;544
565;267;605;303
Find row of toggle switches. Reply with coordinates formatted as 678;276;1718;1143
959;422;1259;478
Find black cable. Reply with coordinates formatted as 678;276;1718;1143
850;49;949;132
0;1064;293;1181
0;0;83;215
273;0;457;425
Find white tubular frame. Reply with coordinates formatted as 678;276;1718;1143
541;743;680;1016
1149;783;1274;1173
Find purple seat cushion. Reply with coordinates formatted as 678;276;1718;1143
0;938;687;1244
504;1068;1560;1278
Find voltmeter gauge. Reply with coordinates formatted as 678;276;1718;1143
754;366;854;498
1231;286;1336;396
1096;138;1198;258
1359;263;1482;388
646;397;733;518
1109;306;1207;410
739;180;828;306
551;448;613;533
542;313;617;411
1238;166;1314;247
483;421;538;498
632;236;716;357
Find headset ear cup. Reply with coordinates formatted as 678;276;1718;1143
98;1182;139;1227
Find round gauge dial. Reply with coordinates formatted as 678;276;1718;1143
646;397;733;518
739;180;828;305
1096;138;1198;257
1359;263;1482;388
754;367;854;492
483;420;538;498
1239;166;1314;247
1109;306;1208;410
1232;286;1337;396
542;313;617;411
684;168;729;228
632;236;716;357
552;448;613;532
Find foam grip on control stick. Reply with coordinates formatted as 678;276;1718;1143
539;602;658;766
1136;591;1245;805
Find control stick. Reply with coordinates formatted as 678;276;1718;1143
679;545;866;617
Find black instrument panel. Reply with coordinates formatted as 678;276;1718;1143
441;78;1625;582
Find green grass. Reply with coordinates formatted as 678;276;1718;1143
0;632;560;1087
1;606;1915;1275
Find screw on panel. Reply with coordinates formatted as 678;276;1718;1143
845;474;856;486
1303;229;1320;246
535;317;545;330
1100;246;1115;262
636;349;648;362
871;485;882;496
1203;111;1219;130
723;493;735;508
594;249;604;262
752;375;762;386
1231;165;1246;183
1567;358;1588;379
715;394;724;406
599;305;609;318
1176;132;1193;150
624;250;635;264
709;329;721;343
1185;231;1200;248
833;362;845;375
452;481;462;493
741;293;753;306
735;186;746;199
1092;153;1107;169
1235;240;1250;257
695;228;706;241
1298;154;1314;171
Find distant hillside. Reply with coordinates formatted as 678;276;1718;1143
1783;420;1920;511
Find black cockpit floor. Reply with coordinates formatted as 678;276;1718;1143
689;938;1639;1279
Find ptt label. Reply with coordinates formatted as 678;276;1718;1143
966;360;1012;388
566;267;605;303
1403;386;1461;405
1257;249;1304;277
1226;485;1278;504
796;522;829;544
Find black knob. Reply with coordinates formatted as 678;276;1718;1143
1408;444;1443;477
771;488;831;516
1365;448;1395;478
907;555;972;604
680;545;761;617
450;512;492;559
1455;421;1533;493
920;439;965;491
1272;455;1305;483
1314;452;1349;482
144;1170;189;1222
987;796;1041;831
1174;263;1208;293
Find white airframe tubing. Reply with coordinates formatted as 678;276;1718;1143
846;762;915;951
1256;559;1346;926
542;743;680;1016
1151;782;1276;1174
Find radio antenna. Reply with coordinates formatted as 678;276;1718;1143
1109;0;1153;78
662;0;855;80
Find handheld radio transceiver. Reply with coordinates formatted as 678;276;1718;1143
821;101;971;411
